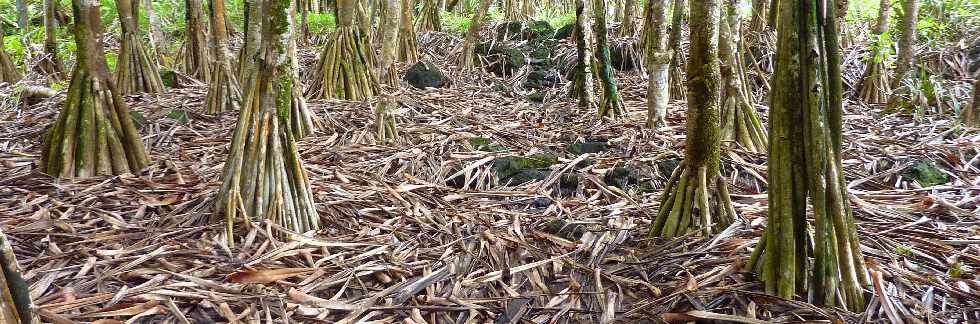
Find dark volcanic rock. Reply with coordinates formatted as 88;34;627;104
403;61;446;89
477;43;527;77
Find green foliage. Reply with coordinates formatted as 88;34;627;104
532;4;574;29
307;12;336;34
441;10;472;35
895;244;914;256
866;32;894;64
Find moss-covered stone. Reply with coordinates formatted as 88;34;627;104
655;158;681;178
166;109;189;124
528;20;555;39
160;68;178;88
903;160;949;187
568;141;610;155
524;68;559;89
130;111;146;129
554;23;574;40
604;167;640;189
558;174;579;197
469;137;507;152
493;154;559;185
540;219;586;241
495;21;527;41
477;43;527;77
403;61;446;89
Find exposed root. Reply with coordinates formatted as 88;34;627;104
718;10;767;153
374;98;399;143
858;56;891;104
398;0;420;63
650;163;736;238
415;0;441;32
0;28;21;84
306;26;379;100
0;229;33;323
204;62;242;114
115;0;164;95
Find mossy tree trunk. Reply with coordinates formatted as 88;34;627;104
41;0;151;178
718;0;766;152
667;0;687;101
459;0;492;71
965;76;980;127
0;230;34;324
891;0;918;89
650;0;735;238
0;23;21;84
204;0;243;114
307;0;380;100
644;0;669;128
398;0;420;63
858;0;892;104
239;0;263;79
748;0;869;311
40;0;66;80
594;0;626;118
378;0;401;85
417;0;442;31
215;0;320;244
115;0;165;94
569;0;596;109
182;0;211;83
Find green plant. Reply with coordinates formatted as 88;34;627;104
441;10;472;35
307;12;336;34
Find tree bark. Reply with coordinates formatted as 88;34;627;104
239;0;263;79
750;0;868;311
718;0;766;152
0;230;34;324
965;76;980;127
459;0;492;70
620;0;636;37
0;23;21;84
398;0;419;62
858;0;892;103
892;0;918;88
41;0;151;178
644;0;669;128
15;0;32;65
378;0;401;85
650;0;734;239
307;0;380;100
417;0;442;31
40;0;66;80
216;0;320;244
569;0;595;109
115;0;165;94
144;0;167;62
205;0;243;114
182;0;211;83
667;0;686;101
594;0;625;118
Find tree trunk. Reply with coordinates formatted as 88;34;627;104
0;230;34;324
459;0;492;70
749;0;767;33
307;0;380;100
41;0;151;178
0;23;21;84
182;0;211;83
205;0;243;114
858;0;892;103
378;0;401;85
568;0;595;109
749;0;868;311
216;0;320;244
667;0;686;101
115;0;165;94
144;0;167;62
965;76;980;127
892;0;918;88
239;0;263;80
15;0;32;66
644;0;669;128
40;0;66;80
718;0;766;152
398;0;419;63
620;0;636;37
594;0;625;118
650;0;734;238
417;0;442;32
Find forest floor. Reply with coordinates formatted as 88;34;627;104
1;32;979;323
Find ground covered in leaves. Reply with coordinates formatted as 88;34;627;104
1;27;980;323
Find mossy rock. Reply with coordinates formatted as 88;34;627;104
159;68;178;88
558;174;579;197
568;141;610;155
528;20;555;39
403;61;446;89
524;68;559;89
493;154;559;181
495;21;527;41
445;166;467;188
604;167;641;189
527;45;553;65
166;109;189;124
468;137;507;152
540;219;586;241
501;169;550;186
554;23;574;40
130;111;146;129
527;90;545;103
477;43;527;77
655;158;681;178
610;42;640;71
903;160;949;187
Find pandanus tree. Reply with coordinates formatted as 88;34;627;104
41;0;150;178
595;0;626;118
144;0;167;61
568;0;596;109
378;0;402;85
239;0;262;79
891;0;919;89
649;0;736;238
620;0;637;37
204;0;243;114
747;0;869;311
718;0;767;152
115;0;166;94
182;0;211;83
398;0;420;63
215;0;320;243
667;0;687;101
459;0;493;71
643;0;669;128
0;230;33;323
0;23;20;84
40;0;67;80
858;0;892;103
417;0;442;32
307;0;380;100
